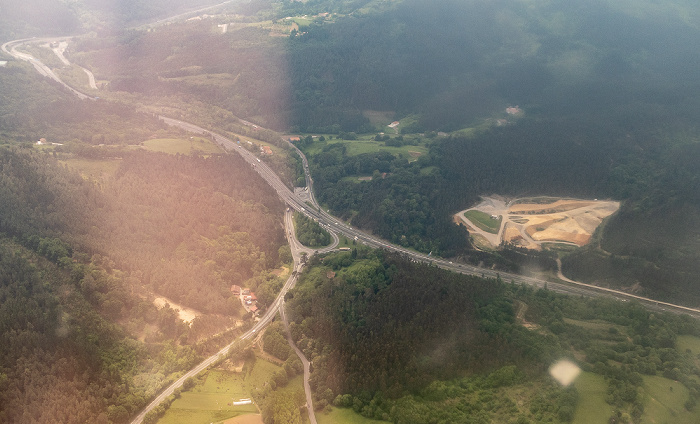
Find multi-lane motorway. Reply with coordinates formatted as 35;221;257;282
158;116;700;320
8;37;696;318
1;37;93;100
6;36;700;424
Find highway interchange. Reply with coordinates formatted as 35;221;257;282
4;35;700;424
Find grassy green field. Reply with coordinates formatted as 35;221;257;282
157;370;258;424
163;73;238;89
336;235;355;249
157;356;298;424
244;358;283;393
572;372;613;424
302;137;428;159
340;175;373;183
640;375;700;424
142;137;223;155
419;165;438;175
464;210;502;234
362;110;395;129
290;17;313;27
316;407;391;424
56;65;98;92
677;335;700;355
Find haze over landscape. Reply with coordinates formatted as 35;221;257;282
1;1;700;423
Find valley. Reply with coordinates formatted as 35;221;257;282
3;1;700;424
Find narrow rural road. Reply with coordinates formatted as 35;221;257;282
277;209;318;424
280;302;317;424
130;209;318;424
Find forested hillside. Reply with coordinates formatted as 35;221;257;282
0;62;168;144
0;54;288;422
0;145;286;422
0;239;154;423
0;149;203;423
288;250;700;423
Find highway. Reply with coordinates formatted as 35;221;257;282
1;37;92;100
158;117;700;319
7;34;700;423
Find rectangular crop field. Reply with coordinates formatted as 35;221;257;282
302;138;427;159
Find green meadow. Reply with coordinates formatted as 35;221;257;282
157;369;258;424
641;375;700;424
302;136;428;159
464;210;502;234
157;357;294;424
572;372;613;424
142;137;223;155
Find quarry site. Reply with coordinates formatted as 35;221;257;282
455;196;620;250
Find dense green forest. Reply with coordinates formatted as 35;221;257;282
0;59;288;422
280;0;700;304
0;141;288;421
287;249;700;423
0;238;161;423
294;211;331;248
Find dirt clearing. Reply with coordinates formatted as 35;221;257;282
455;196;619;250
153;296;201;325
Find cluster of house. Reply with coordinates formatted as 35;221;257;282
231;285;259;315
